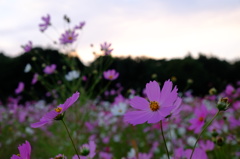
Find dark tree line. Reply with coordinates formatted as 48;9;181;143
0;48;239;103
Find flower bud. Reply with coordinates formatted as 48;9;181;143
216;137;224;146
209;87;217;95
151;73;157;79
217;97;230;111
80;148;90;156
187;79;193;84
171;76;177;82
212;129;218;137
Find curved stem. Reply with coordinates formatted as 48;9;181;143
190;110;220;159
160;120;170;159
61;119;80;159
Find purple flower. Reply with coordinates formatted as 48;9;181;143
199;140;214;151
59;30;78;44
124;80;179;125
43;64;56;74
21;41;32;52
31;73;38;85
39;14;51;32
11;141;31;159
31;92;80;128
225;84;235;95
15;82;24;94
100;42;113;55
74;21;85;30
99;152;112;159
103;69;119;80
189;105;208;133
184;148;207;159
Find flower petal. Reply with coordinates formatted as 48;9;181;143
146;81;160;102
30;120;50;128
147;111;163;123
159;106;175;117
124;110;152;125
62;91;80;111
161;86;178;107
40;110;58;121
171;97;182;115
130;96;150;110
159;80;173;103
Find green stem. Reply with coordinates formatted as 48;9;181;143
190;110;220;159
160;120;170;159
61;119;80;159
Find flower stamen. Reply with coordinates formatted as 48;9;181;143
198;117;204;122
55;107;62;113
150;101;160;111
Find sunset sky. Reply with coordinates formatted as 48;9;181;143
0;0;240;64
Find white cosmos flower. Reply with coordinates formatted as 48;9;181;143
110;102;127;116
65;70;80;81
24;63;32;73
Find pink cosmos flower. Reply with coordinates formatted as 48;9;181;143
199;140;214;151
15;82;24;94
100;42;113;55
31;92;80;128
99;152;112;159
189;105;208;133
103;69;119;80
185;148;207;159
39;14;51;32
43;64;56;74
174;147;207;159
124;80;179;125
11;141;31;159
31;73;38;85
131;153;152;159
21;41;32;52
59;30;78;44
74;21;85;30
225;84;235;95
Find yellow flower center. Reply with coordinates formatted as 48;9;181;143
68;36;73;40
149;101;160;111
17;154;20;157
109;75;113;79
55;107;62;113
199;117;204;122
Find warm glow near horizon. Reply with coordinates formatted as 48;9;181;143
0;0;240;64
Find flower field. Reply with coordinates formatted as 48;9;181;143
1;14;240;159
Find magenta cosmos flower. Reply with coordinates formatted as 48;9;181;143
189;105;208;133
15;82;24;94
31;73;38;85
59;30;78;44
124;80;180;125
31;92;80;128
43;64;56;74
74;21;85;30
39;14;51;32
103;69;119;80
100;42;113;55
21;41;32;52
11;141;31;159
